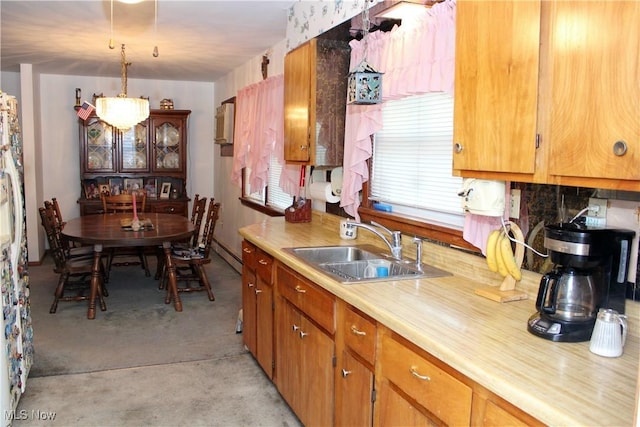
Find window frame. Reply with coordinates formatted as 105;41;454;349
239;167;286;217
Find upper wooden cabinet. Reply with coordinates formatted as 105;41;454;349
284;38;350;166
77;109;191;216
452;1;541;175
453;1;640;191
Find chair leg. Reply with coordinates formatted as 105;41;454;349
138;249;150;277
49;272;69;314
196;265;215;301
154;249;165;280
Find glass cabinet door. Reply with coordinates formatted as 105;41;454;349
120;122;149;172
153;119;183;173
85;120;114;172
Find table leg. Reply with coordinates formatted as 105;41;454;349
163;242;183;312
88;244;104;320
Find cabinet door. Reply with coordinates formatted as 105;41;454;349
275;299;304;416
119;122;149;172
547;1;640;180
376;380;435;427
152;116;185;173
84;118;115;172
335;350;373;427
300;314;334;427
453;0;541;174
242;267;257;356
255;279;273;379
284;41;312;162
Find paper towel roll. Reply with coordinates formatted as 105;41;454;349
309;182;341;203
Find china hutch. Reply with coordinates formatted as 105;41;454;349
76;108;191;216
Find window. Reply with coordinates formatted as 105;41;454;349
366;92;466;235
241;155;293;214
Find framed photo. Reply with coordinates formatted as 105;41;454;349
98;184;111;197
109;178;123;195
83;179;100;199
144;178;158;199
124;178;144;193
160;182;171;199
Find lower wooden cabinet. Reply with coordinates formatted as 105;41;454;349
275;263;335;427
241;241;274;378
239;245;544;426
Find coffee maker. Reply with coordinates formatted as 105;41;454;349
527;223;635;342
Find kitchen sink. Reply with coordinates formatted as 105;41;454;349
283;245;451;284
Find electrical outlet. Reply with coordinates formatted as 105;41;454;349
509;189;521;219
588;198;607;218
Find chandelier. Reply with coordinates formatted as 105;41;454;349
96;44;150;130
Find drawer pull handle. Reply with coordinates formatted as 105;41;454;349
350;325;366;336
299;331;309;339
294;285;307;293
341;369;352;378
258;259;268;265
410;367;431;381
292;324;300;332
243;248;252;254
247;282;254;288
254;289;263;295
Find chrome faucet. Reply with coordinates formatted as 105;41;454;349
413;237;423;271
346;220;402;259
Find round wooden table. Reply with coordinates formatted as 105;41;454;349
61;213;195;319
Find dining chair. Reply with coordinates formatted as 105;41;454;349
43;199;95;263
155;194;208;283
162;199;221;302
39;206;107;314
100;192;150;278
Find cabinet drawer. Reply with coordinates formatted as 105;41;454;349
255;249;273;283
380;334;472;426
344;305;376;365
242;240;257;270
277;264;335;334
151;201;187;216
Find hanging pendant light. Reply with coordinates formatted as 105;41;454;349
96;44;150;131
347;0;383;105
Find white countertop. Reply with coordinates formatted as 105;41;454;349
239;214;640;426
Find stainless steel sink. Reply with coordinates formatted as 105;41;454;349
283;245;451;284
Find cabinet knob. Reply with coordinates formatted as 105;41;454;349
294;285;307;294
247;282;254;288
454;142;463;153
299;145;308;151
242;247;253;254
350;325;366;336
254;288;263;295
613;140;628;156
341;369;352;378
299;331;309;339
292;324;300;332
258;259;268;265
410;366;431;381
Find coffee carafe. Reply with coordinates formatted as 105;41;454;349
528;223;635;342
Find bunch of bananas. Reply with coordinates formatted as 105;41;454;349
485;228;522;281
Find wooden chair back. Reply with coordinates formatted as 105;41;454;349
101;192;146;214
39;206;67;271
190;194;208;247
199;200;221;258
51;197;65;227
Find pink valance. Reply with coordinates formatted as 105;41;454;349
231;74;284;191
340;0;456;219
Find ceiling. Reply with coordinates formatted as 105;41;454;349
0;0;295;82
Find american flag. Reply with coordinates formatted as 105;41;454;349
77;101;95;120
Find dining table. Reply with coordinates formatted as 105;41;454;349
61;212;195;319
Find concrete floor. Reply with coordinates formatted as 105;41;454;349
13;253;301;427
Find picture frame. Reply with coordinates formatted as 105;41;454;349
98;184;111;197
109;178;123;196
83;179;100;199
144;178;158;199
160;182;171;199
124;178;144;193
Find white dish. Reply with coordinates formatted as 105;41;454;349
88;152;104;169
158;127;179;146
163;152;179;168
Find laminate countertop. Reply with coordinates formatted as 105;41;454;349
239;213;640;426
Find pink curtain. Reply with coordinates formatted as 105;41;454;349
340;0;456;220
231;74;301;198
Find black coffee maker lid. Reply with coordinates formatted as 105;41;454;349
545;222;635;256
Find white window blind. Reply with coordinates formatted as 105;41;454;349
371;92;464;229
244;155;293;211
